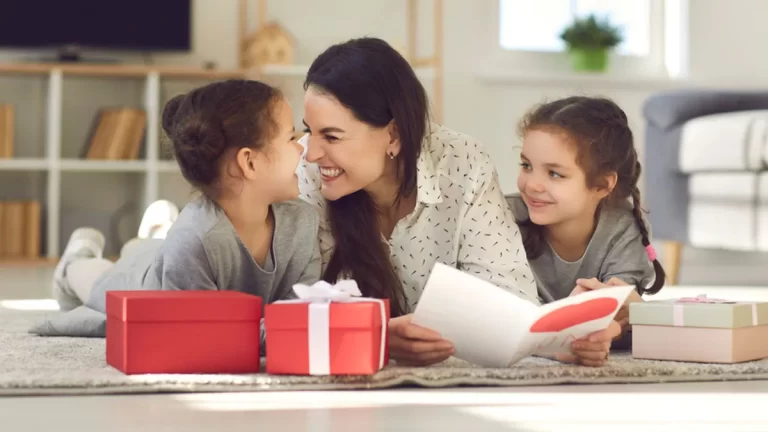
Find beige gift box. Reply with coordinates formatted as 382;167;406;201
629;295;768;363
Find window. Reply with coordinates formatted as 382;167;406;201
499;0;651;57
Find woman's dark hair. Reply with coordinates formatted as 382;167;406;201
517;96;665;295
305;37;429;317
161;79;282;197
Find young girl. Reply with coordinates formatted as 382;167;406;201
51;79;320;318
508;96;665;366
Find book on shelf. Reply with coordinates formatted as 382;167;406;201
82;107;146;161
0;200;41;259
0;104;14;159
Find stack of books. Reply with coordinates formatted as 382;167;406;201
0;200;41;259
82;107;146;160
0;104;13;159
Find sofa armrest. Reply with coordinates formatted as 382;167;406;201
643;89;768;130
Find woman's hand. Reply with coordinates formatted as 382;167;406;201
389;314;455;366
555;320;621;367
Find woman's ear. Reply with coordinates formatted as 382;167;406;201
385;120;401;158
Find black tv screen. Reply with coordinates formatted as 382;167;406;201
0;0;192;51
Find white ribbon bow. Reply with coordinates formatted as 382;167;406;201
278;280;386;375
291;279;362;302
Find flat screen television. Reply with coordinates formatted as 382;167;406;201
0;0;192;57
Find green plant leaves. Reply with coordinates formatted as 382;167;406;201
560;14;623;50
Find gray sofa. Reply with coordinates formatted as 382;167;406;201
643;89;768;283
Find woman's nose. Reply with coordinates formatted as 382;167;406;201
304;134;324;163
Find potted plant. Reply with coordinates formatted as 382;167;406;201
560;14;623;72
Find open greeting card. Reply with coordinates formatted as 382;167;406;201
411;263;634;367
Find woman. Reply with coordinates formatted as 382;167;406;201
297;37;537;366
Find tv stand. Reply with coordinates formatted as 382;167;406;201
29;45;120;64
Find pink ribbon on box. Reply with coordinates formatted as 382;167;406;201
277;280;386;376
676;294;733;304
672;294;739;327
753;304;759;326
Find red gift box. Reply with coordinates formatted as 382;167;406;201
106;290;262;375
265;295;390;376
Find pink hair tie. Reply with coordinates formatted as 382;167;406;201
646;244;657;261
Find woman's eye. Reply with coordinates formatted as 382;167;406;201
302;127;310;133
325;135;339;142
549;171;563;179
519;162;531;170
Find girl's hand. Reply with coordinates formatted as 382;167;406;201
571;276;626;295
571;277;643;328
555;320;621;367
389;314;455;366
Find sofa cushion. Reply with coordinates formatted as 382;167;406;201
688;172;768;251
644;90;768;131
679;110;768;173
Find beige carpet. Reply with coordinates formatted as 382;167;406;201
3;305;768;396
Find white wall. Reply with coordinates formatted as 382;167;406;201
687;0;768;83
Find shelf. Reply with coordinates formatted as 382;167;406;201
260;64;436;80
158;161;180;172
0;257;57;267
59;159;148;172
0;62;434;81
475;68;686;90
0;63;248;80
0;158;48;171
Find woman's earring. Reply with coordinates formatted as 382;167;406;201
388;152;395;160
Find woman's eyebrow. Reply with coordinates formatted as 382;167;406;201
302;119;345;134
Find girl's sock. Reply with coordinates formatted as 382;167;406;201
52;228;105;311
137;200;179;240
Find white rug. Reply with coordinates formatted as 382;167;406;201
4;304;768;396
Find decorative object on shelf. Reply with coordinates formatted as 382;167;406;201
0;104;14;159
242;21;295;69
560;14;623;73
236;0;444;123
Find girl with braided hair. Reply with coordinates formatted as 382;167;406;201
508;96;665;366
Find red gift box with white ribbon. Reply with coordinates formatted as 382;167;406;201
264;280;390;375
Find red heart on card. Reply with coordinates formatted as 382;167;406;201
529;298;619;333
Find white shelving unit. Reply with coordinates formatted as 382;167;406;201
0;0;444;261
0;64;247;260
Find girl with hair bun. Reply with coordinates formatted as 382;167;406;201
51;80;320;321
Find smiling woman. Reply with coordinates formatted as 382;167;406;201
296;37;538;366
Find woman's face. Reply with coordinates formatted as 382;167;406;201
302;86;397;201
